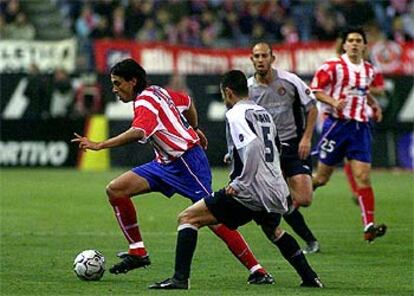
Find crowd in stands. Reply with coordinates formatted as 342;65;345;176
56;0;413;47
1;0;413;45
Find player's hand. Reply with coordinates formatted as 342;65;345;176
223;153;232;165
195;128;208;150
225;185;238;196
298;138;311;159
334;99;346;111
372;105;383;122
71;133;100;151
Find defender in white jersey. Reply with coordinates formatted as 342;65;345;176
150;70;323;290
311;27;387;242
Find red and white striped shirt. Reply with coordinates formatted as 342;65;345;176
132;86;199;163
311;54;379;122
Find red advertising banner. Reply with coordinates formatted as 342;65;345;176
94;40;414;75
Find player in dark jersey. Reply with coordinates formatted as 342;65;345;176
149;70;323;290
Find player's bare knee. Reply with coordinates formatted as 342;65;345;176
106;181;124;199
177;209;194;225
313;174;329;187
354;172;371;187
300;198;312;207
295;192;313;207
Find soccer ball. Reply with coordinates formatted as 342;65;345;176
73;250;105;281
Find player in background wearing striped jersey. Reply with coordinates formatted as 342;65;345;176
246;42;320;254
150;70;323;290
311;27;387;242
343;70;385;204
330;37;387;204
71;59;273;283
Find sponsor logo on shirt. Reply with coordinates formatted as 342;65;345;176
277;87;286;96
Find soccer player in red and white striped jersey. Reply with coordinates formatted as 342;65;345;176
72;59;274;283
343;70;385;201
132;86;199;163
311;27;387;243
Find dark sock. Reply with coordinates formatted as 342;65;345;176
284;208;317;243
173;226;198;281
274;232;318;282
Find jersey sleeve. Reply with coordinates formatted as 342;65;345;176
131;98;160;141
226;109;257;150
310;63;332;92
370;69;385;89
290;72;316;110
168;89;191;112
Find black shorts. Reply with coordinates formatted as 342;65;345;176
280;138;312;178
204;189;282;231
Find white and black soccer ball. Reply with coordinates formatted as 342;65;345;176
73;250;105;281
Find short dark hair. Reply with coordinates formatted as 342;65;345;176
341;27;367;45
110;58;148;93
221;70;249;97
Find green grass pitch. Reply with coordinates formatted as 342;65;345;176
1;168;413;295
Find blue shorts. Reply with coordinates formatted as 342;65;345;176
132;145;212;203
317;116;372;166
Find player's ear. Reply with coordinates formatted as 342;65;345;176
225;87;233;98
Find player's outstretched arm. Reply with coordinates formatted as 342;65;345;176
71;128;144;151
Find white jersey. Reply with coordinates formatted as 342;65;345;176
226;100;289;214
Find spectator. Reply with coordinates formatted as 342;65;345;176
3;0;20;23
111;5;126;39
136;18;160;41
75;4;99;71
281;18;299;44
90;15;112;39
74;73;102;117
401;1;414;39
75;4;99;39
391;16;412;43
92;0;118;21
313;4;339;41
124;0;148;38
3;11;35;40
289;0;315;41
50;68;74;118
